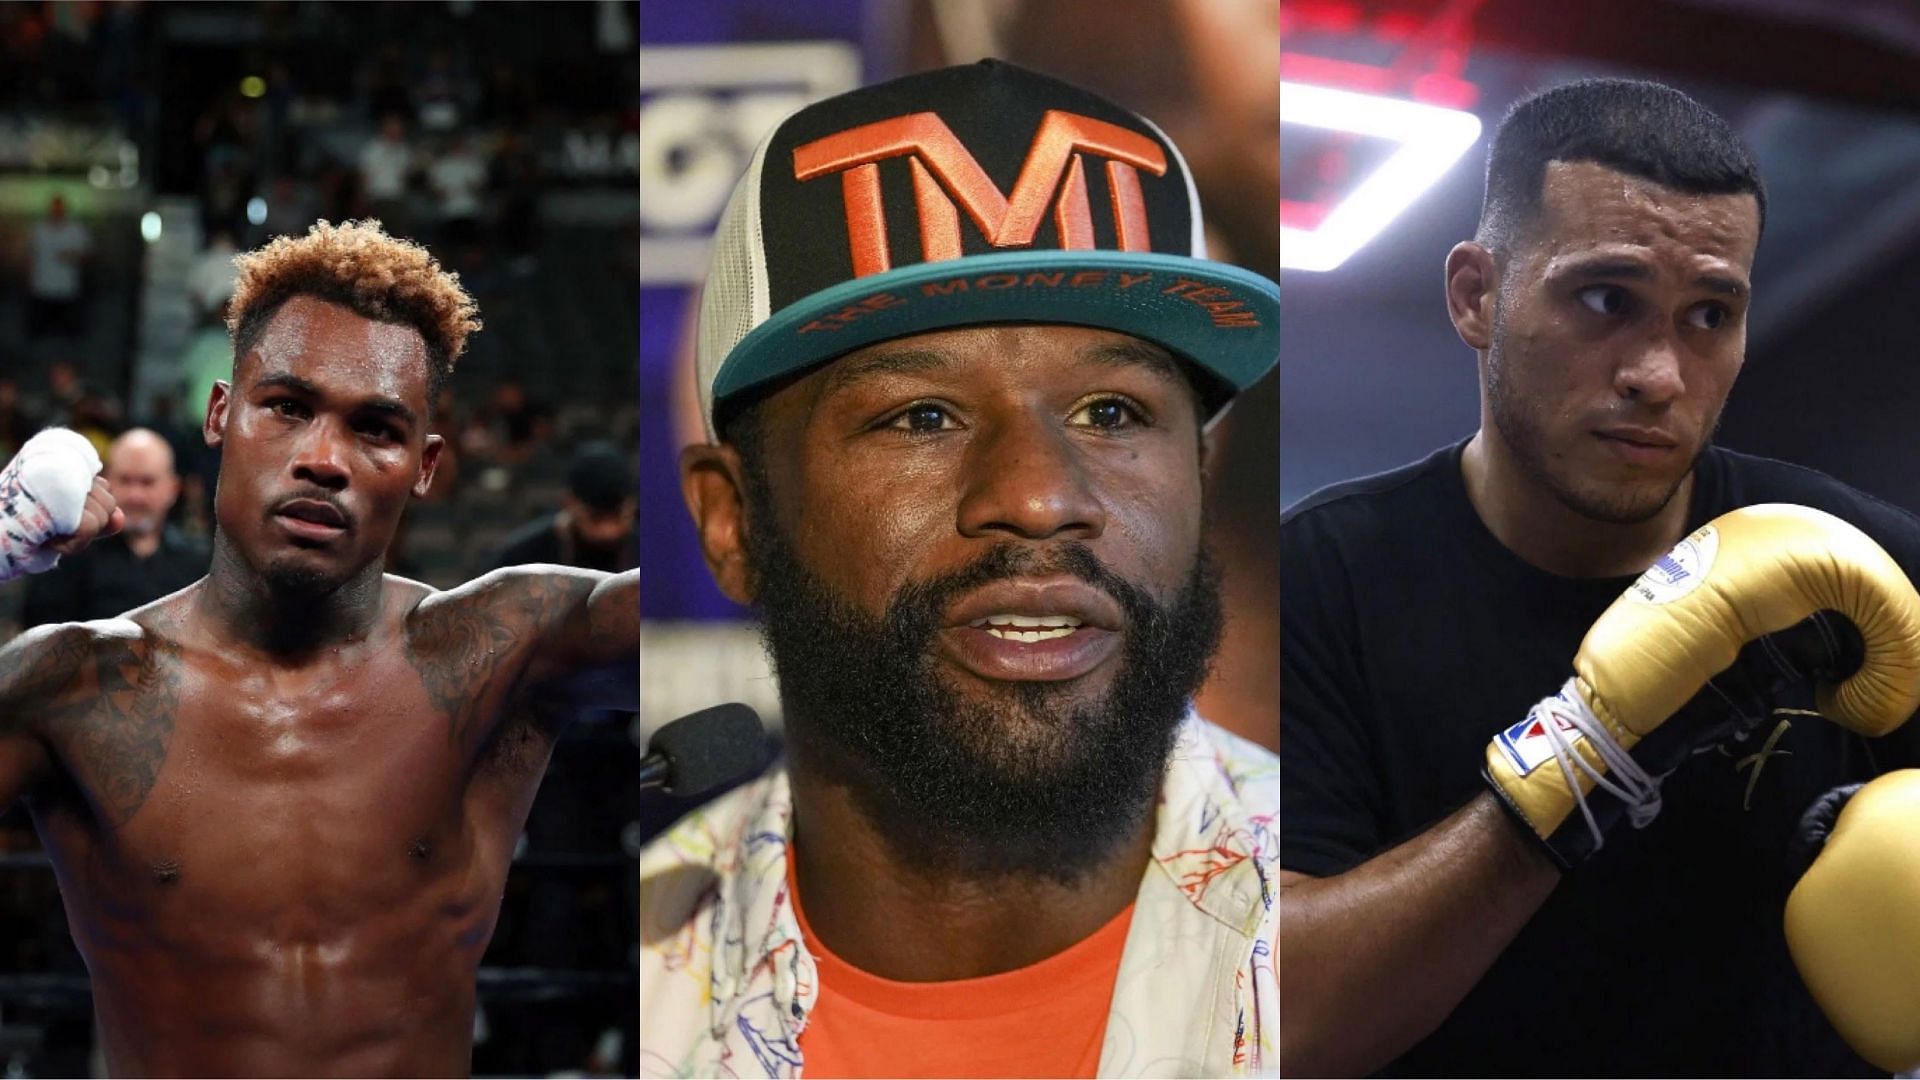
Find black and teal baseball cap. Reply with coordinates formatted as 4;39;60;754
695;59;1280;437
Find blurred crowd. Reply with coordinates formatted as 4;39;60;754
0;2;146;123
190;44;547;290
0;0;641;608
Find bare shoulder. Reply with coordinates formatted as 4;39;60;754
0;610;184;811
0;611;186;824
0;621;113;717
0;601;182;705
402;565;604;634
393;568;605;754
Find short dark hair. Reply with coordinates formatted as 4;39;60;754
566;442;635;512
1476;78;1765;256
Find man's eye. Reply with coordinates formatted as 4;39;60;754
1069;397;1144;430
888;404;958;433
1575;285;1629;316
269;400;307;419
357;421;398;440
1685;303;1729;331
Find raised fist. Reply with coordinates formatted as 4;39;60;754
0;429;124;582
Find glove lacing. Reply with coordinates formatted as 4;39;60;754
1532;678;1662;853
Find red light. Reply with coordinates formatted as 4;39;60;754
1374;12;1422;41
1280;198;1331;231
1289;0;1364;33
1412;72;1478;109
1281;53;1477;108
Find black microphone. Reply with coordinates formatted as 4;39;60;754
638;703;769;798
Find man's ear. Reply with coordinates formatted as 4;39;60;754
1445;241;1500;352
413;433;445;498
1199;413;1221;475
204;380;231;448
681;442;756;606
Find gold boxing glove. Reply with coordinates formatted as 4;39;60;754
1484;504;1920;866
1787;772;1920;1073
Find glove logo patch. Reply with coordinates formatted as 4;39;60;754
1496;692;1587;777
1630;524;1719;605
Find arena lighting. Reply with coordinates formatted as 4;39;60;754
139;211;161;243
1281;81;1482;272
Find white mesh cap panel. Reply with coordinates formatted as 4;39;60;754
695;133;775;442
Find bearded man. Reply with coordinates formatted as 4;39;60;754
638;61;1280;1078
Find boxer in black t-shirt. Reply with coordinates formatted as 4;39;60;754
1279;79;1920;1076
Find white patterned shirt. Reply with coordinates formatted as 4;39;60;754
638;715;1279;1078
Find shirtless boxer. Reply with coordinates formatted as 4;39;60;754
0;221;638;1076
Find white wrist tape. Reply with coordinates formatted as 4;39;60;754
0;428;101;582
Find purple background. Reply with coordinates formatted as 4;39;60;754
640;1;873;618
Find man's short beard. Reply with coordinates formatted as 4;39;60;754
1486;326;1700;525
262;556;344;597
742;472;1223;887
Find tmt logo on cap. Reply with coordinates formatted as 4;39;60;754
694;60;1281;437
793;110;1169;276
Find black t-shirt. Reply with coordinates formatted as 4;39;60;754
1281;440;1920;1077
21;528;210;627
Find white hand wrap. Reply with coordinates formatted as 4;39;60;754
0;428;101;582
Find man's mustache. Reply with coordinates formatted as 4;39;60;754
266;490;355;530
888;542;1158;637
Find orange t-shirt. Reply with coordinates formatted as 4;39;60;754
790;858;1136;1079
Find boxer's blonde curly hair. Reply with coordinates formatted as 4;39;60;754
226;220;481;407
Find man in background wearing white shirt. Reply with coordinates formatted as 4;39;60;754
28;195;92;342
358;113;416;235
428;131;489;267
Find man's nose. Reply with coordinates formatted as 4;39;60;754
955;416;1106;542
1615;328;1685;405
291;419;351;490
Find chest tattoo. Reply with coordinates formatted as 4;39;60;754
45;638;182;827
402;576;591;752
404;599;525;754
